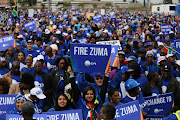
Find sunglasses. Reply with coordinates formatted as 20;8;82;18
95;77;104;80
147;56;153;58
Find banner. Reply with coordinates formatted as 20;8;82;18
101;9;105;15
24;20;37;31
160;25;171;35
36;30;42;37
28;9;34;18
96;40;122;50
145;115;162;120
70;43;111;73
0;10;11;26
111;15;116;22
144;93;174;117
6;114;47;120
103;16;109;21
45;109;82;120
93;14;102;22
0;94;17;119
173;39;180;59
115;100;143;120
0;34;15;51
110;45;118;67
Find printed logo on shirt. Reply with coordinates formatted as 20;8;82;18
34;81;44;88
12;79;19;84
0;74;3;78
47;62;56;69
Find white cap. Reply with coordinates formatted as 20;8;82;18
103;29;108;33
56;30;61;34
157;56;166;65
159;32;163;35
67;28;71;31
166;54;174;58
169;31;174;34
0;57;5;61
17;35;24;39
30;87;46;99
16;23;19;26
157;42;163;46
45;29;50;34
63;33;68;36
149;24;153;27
151;28;154;30
50;44;58;51
37;55;44;61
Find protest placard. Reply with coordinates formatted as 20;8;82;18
144;93;174;117
70;43;111;73
160;25;171;35
28;9;34;18
0;10;11;26
115;100;143;120
6;114;47;120
101;9;105;15
93;14;102;22
0;94;17;119
24;20;37;31
0;34;15;51
45;109;82;120
145;115;162;120
96;40;122;50
36;29;42;37
173;39;180;59
86;13;95;17
110;45;118;67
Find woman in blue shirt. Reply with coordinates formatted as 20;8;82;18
48;93;71;112
9;94;26;115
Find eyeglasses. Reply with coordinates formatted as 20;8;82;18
95;77;104;80
147;56;153;58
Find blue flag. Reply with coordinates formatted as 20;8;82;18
103;16;109;21
111;15;116;22
115;100;143;120
45;109;82;120
70;43;111;73
6;114;47;120
93;15;102;22
110;45;118;67
0;34;15;51
160;25;172;35
144;93;174;118
0;94;17;119
24;20;37;31
36;30;42;37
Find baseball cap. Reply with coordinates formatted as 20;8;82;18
45;29;50;34
145;42;153;47
138;48;146;54
121;66;129;74
36;55;44;61
161;64;171;71
169;31;174;34
176;60;180;66
17;35;24;39
118;51;125;56
50;44;58;51
56;30;61;34
27;39;33;44
166;54;174;58
159;32;163;35
0;57;5;61
146;51;154;57
94;73;104;77
126;56;136;62
157;56;166;65
30;87;46;99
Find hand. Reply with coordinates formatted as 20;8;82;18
67;66;74;76
105;67;111;77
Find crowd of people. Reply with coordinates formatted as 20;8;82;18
0;8;180;120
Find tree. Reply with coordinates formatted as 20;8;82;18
78;3;84;8
93;3;97;9
63;2;72;8
41;3;45;9
18;0;37;7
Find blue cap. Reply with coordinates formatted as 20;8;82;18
90;30;94;34
94;73;104;77
16;43;20;46
4;31;8;34
121;66;129;74
15;94;26;103
27;39;33;44
145;42;153;47
126;56;137;62
125;79;140;91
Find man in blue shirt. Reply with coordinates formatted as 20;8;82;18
44;46;58;72
23;40;39;58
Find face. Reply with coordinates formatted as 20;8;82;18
0;85;4;94
119;55;125;62
154;72;159;83
25;56;33;66
16;45;21;52
18;52;25;62
160;60;166;66
16;99;24;110
52;49;57;55
95;76;104;86
168;56;175;63
34;62;42;73
123;46;128;53
58;59;65;70
12;64;20;75
27;43;33;50
161;70;171;80
85;90;94;102
58;95;67;108
8;47;14;56
100;107;106;120
110;91;120;104
135;34;139;40
0;61;6;68
147;54;153;62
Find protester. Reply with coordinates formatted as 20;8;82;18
0;78;10;94
17;51;25;71
21;55;35;75
0;57;9;78
100;104;116;120
21;102;35;120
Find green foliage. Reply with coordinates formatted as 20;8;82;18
105;2;112;7
93;3;97;9
63;2;72;7
18;0;37;7
41;3;45;9
78;3;84;7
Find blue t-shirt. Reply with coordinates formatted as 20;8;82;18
24;49;39;58
151;87;160;95
21;67;35;75
58;70;65;90
44;55;58;72
0;68;9;78
135;75;148;88
162;79;170;87
35;75;44;91
11;74;21;84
